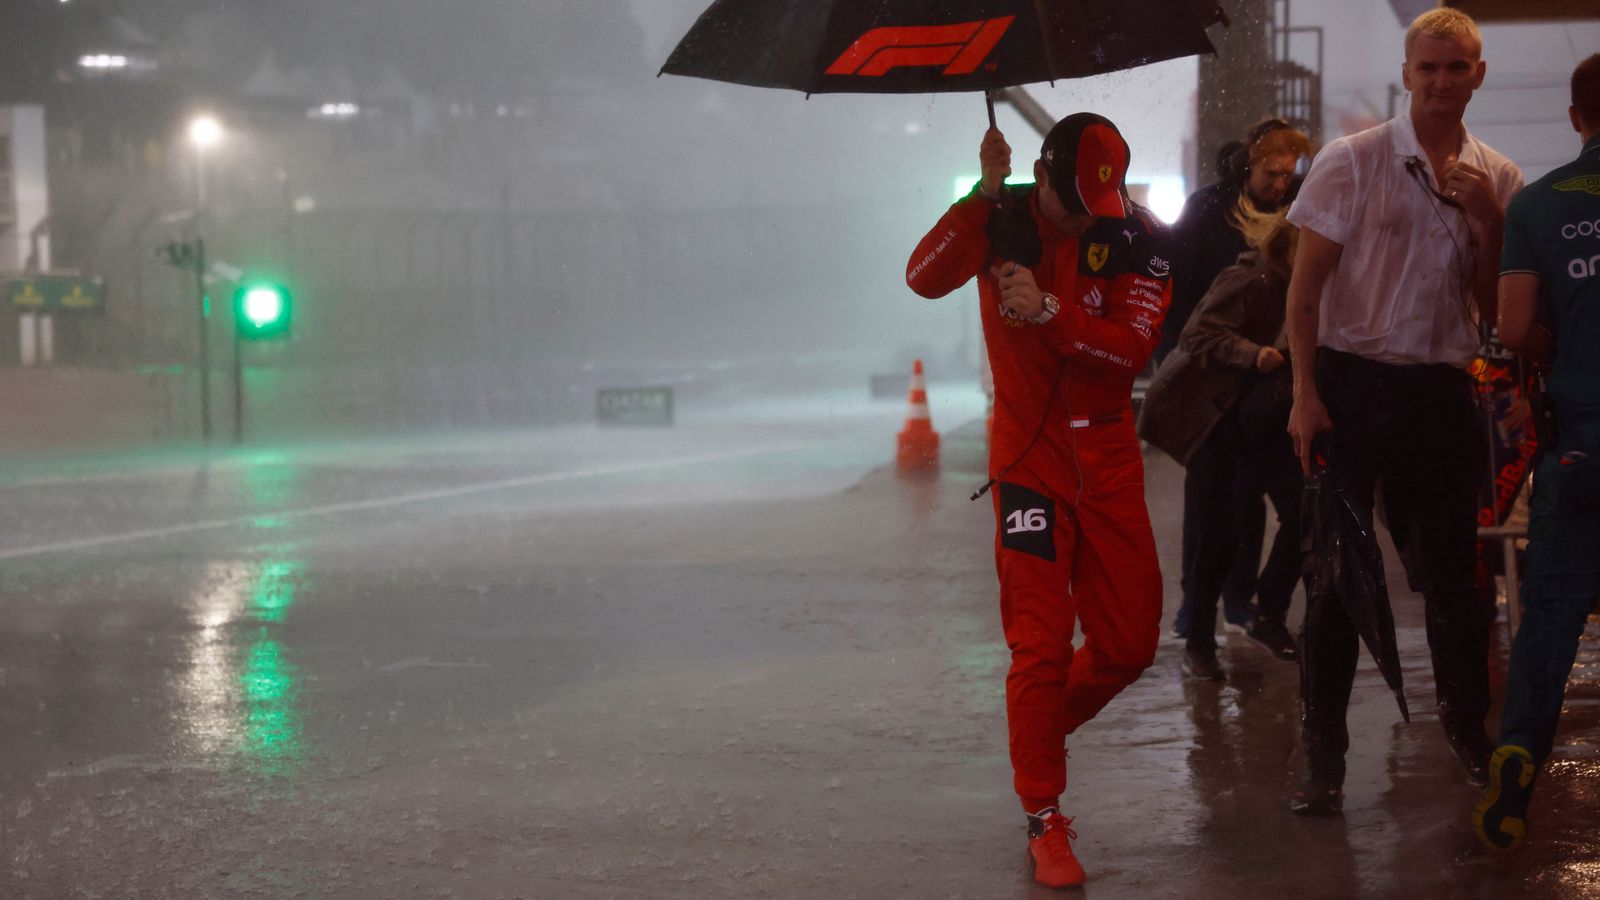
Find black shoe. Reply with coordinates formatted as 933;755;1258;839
1289;779;1344;816
1472;745;1536;852
1246;620;1299;662
1182;647;1225;681
1445;724;1493;787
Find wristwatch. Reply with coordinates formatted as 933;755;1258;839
1031;293;1060;325
976;182;1004;202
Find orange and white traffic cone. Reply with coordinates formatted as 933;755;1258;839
897;359;940;470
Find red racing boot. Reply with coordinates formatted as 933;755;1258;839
1026;807;1086;888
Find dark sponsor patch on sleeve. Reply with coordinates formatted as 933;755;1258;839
1078;203;1174;281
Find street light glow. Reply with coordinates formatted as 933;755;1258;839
310;103;361;119
79;54;129;70
188;115;224;149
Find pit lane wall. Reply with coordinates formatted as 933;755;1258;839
0;352;901;458
0;365;633;457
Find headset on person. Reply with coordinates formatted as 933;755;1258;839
1223;118;1294;183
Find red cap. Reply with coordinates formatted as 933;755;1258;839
1040;113;1130;218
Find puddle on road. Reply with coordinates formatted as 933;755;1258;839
177;552;308;777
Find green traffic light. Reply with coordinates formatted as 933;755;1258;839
233;282;292;340
243;288;284;327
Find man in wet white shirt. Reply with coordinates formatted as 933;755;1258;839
1283;8;1522;814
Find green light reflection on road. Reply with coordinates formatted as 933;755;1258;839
240;636;303;775
244;454;298;531
239;555;306;775
250;559;300;624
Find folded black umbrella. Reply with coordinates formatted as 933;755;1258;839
1303;464;1411;723
661;0;1226;102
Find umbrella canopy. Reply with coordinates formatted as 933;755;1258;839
1303;466;1412;723
661;0;1226;96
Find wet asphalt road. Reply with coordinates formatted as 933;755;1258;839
0;387;1596;898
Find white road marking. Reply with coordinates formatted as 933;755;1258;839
0;444;800;561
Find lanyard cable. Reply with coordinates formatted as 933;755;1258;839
971;357;1084;511
1404;156;1482;347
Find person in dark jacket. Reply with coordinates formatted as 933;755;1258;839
1140;210;1305;678
1158;121;1309;363
1472;52;1600;852
1159;120;1311;651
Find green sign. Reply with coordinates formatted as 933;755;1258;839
5;275;106;313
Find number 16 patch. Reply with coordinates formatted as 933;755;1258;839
999;482;1056;561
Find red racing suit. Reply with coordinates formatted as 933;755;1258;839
906;187;1169;811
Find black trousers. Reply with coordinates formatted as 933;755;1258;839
1182;409;1305;652
1237;421;1304;626
1182;411;1244;652
1300;349;1494;784
1177;468;1265;620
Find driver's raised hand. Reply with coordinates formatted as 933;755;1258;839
980;128;1011;196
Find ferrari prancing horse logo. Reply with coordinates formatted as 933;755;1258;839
1098;165;1114;183
826;17;1015;78
1087;243;1110;272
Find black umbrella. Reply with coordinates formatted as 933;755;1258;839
661;0;1227;124
1303;464;1411;723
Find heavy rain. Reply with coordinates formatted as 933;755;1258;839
1;1;1599;897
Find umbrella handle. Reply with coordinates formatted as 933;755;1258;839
985;91;997;131
1309;432;1333;474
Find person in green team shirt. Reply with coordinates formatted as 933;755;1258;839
1473;52;1600;853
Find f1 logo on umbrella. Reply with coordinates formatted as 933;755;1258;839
662;1;1223;98
826;16;1015;78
